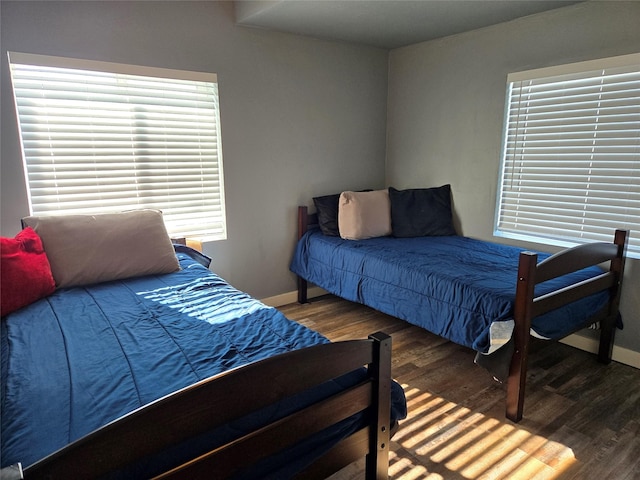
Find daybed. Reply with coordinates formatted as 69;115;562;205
290;187;628;422
0;210;407;479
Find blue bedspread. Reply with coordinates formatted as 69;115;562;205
1;252;406;477
290;230;610;354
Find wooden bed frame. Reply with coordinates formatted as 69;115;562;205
15;332;393;480
296;205;628;422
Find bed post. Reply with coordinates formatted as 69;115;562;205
598;229;628;364
506;251;538;423
297;206;309;304
366;332;392;480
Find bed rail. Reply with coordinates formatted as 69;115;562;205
22;332;393;480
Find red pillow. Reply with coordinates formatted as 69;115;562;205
1;227;56;317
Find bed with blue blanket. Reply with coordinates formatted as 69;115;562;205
291;198;627;422
1;210;406;479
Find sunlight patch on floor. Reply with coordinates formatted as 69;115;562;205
390;383;578;479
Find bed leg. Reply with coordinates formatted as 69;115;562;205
297;277;308;304
598;319;616;364
505;342;529;423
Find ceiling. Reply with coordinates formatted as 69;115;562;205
234;0;583;49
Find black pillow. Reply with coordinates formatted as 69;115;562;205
313;193;341;236
389;185;457;237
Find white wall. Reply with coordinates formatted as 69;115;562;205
386;1;640;354
0;1;389;298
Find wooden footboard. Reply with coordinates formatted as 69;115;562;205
506;229;628;422
20;332;393;480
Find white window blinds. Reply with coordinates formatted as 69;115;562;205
495;53;640;258
8;52;226;239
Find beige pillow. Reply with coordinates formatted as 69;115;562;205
338;190;392;240
22;209;180;288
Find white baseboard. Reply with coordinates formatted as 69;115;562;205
261;290;640;370
560;334;640;370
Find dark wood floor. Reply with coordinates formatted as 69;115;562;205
278;295;640;480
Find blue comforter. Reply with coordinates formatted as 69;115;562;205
290;230;610;354
1;252;406;477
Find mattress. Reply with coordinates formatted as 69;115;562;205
1;250;406;478
290;229;610;354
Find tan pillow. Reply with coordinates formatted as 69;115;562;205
338;190;392;240
22;210;180;288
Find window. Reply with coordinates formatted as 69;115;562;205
8;52;226;240
495;53;640;258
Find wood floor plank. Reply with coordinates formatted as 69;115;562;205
279;295;640;480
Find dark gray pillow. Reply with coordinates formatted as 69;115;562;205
389;185;457;237
313;193;341;236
